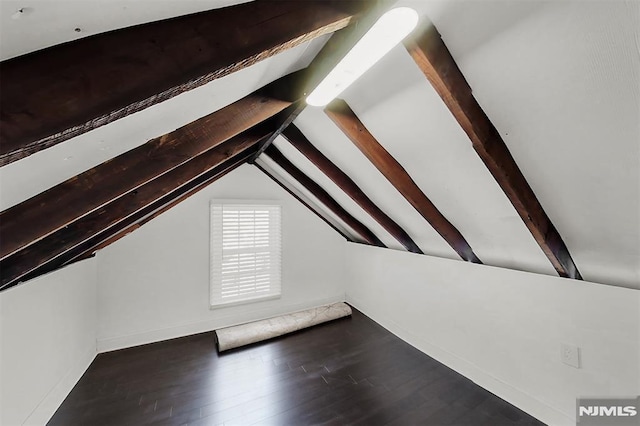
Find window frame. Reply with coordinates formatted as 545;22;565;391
209;200;282;309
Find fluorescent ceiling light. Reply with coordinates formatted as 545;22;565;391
306;7;419;107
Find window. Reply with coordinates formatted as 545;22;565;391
210;202;281;307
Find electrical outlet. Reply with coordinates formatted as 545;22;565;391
561;343;581;368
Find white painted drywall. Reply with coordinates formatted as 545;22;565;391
96;164;347;352
0;258;98;426
345;244;640;426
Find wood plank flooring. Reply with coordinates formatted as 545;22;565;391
48;308;545;425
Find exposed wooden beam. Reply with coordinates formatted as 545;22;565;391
325;99;481;263
0;73;298;261
282;124;423;254
80;225;141;257
46;148;253;277
253;162;353;243
1;132;265;291
263;144;384;247
73;141;257;264
251;100;306;161
404;23;581;279
0;0;374;165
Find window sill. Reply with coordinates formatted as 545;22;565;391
210;294;281;310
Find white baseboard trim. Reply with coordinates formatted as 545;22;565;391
22;345;97;426
347;296;574;426
97;294;345;353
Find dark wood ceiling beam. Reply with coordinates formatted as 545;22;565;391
0;73;298;261
325;99;481;263
404;23;581;279
263;144;384;247
47;148;254;278
0;0;375;165
71;140;257;266
0;132;266;291
253;162;353;243
282;124;423;254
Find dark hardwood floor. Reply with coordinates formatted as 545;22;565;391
49;308;545;425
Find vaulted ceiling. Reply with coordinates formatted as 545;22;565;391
1;0;638;291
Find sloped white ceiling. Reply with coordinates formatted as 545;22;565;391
1;0;638;288
421;0;639;287
436;0;640;288
290;0;639;287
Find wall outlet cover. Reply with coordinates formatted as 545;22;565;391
561;343;581;369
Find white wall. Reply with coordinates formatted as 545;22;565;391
3;163;636;426
0;258;98;426
96;164;347;352
345;244;640;426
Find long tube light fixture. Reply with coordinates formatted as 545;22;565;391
306;7;419;107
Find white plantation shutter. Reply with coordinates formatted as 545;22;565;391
210;203;281;307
